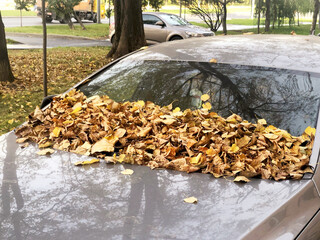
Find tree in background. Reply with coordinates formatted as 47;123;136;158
187;0;223;32
218;0;243;35
48;0;82;29
14;0;36;27
0;11;14;82
107;0;146;59
142;0;165;11
310;0;320;34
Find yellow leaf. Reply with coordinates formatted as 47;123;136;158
234;176;250;182
118;154;126;163
201;94;210;102
173;107;181;113
206;148;216;156
184;196;198;204
136;100;145;108
37;148;55;155
70;106;82;114
121;169;134;175
52;127;62;137
229;144;240;153
257;119;267;125
63;120;74;125
140;46;148;50
190;153;202;165
202;102;212;110
263;133;279;140
305;126;316;137
209;58;218;63
39;141;53;148
74;158;100;166
8;119;14;124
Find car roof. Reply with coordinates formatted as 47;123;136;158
127;34;320;73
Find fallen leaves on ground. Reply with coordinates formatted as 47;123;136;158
0;47;111;135
15;89;315;182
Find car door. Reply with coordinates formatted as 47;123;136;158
143;14;168;43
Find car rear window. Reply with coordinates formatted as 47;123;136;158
78;60;320;136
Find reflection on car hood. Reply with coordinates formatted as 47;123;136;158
0;132;319;240
174;24;213;34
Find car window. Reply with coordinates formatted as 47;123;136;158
78;60;320;136
159;14;190;26
143;14;162;25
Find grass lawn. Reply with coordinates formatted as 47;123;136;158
191;21;318;35
6;23;109;39
1;10;37;17
0;46;111;135
221;24;319;35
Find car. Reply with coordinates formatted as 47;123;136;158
109;12;214;45
1;35;320;240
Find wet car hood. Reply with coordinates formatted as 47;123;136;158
173;24;213;34
1;131;319;240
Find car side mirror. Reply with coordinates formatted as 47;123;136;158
155;21;165;27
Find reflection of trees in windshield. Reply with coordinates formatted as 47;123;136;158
79;60;320;136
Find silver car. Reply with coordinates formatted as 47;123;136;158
2;35;320;239
109;12;214;44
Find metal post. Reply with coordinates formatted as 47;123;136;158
97;0;101;23
42;0;47;97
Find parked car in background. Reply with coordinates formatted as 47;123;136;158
109;12;214;44
1;35;320;239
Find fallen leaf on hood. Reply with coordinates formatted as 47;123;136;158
74;158;100;166
234;176;250;182
37;148;55;155
121;169;134;175
184;196;198;204
201;94;210;102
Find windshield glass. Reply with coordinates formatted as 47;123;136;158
79;60;320;136
159;14;190;26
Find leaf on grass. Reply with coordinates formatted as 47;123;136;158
8;119;14;124
37;148;55;155
184;196;198;204
121;169;134;175
74;158;100;166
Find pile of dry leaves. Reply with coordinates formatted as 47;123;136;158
15;89;315;181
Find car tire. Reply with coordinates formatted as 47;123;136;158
59;19;66;24
46;17;53;23
170;36;183;41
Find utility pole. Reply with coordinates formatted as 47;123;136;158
97;0;101;23
42;0;47;97
179;0;182;17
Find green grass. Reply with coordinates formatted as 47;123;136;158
5;23;109;39
215;24;319;36
1;10;37;17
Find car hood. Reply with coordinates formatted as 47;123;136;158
1;131;319;240
172;24;213;34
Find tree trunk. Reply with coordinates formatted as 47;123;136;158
73;11;86;30
222;1;227;35
257;0;261;34
310;0;319;34
265;0;270;32
0;11;14;82
107;0;146;59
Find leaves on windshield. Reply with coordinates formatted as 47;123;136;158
15;89;315;182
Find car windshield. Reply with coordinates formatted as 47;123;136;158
78;60;320;136
159;14;190;26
